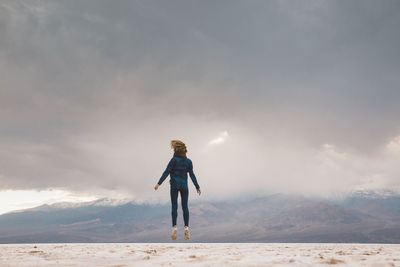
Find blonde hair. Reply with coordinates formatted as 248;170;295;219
171;140;187;158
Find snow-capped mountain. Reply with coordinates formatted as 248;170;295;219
0;192;399;243
347;189;400;199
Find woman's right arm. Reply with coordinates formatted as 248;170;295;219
188;160;201;194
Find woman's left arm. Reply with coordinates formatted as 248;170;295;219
155;158;174;189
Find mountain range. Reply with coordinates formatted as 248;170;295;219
0;191;399;243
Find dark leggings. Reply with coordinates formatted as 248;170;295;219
170;187;189;227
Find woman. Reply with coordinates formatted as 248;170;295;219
154;140;201;240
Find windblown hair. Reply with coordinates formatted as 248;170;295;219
171;140;187;158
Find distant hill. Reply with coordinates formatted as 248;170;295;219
0;191;399;243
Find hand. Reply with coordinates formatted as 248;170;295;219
154;184;159;190
197;188;201;195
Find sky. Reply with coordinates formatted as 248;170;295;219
1;0;400;213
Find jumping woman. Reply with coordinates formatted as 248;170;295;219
154;140;201;240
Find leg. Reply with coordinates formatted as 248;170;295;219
180;188;189;227
170;188;178;227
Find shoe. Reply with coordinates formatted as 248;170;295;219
184;226;190;240
171;226;177;240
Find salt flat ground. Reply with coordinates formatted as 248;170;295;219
0;243;399;266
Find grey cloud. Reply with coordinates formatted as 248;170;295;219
0;0;399;199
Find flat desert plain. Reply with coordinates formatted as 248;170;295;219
0;243;399;266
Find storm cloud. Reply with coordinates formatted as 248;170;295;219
1;0;400;201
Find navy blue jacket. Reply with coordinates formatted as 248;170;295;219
157;156;200;190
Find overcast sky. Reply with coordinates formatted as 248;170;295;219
1;0;400;210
